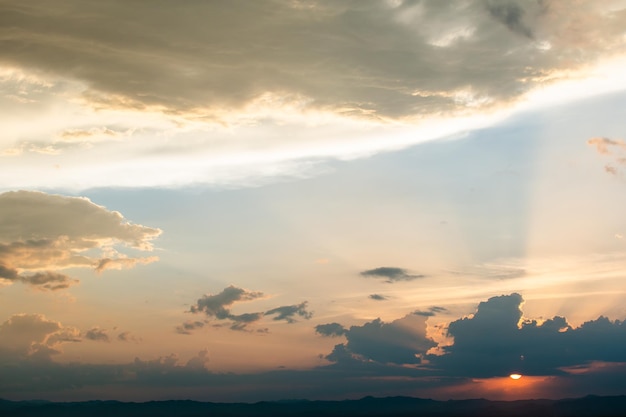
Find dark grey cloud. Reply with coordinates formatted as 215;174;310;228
325;313;436;365
432;293;626;377
485;0;535;39
315;323;347;337
360;267;424;283
84;327;110;343
1;1;623;123
368;294;388;301
190;285;263;319
265;302;312;323
228;313;265;332
186;286;310;331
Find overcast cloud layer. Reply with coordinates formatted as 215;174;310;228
1;0;626;189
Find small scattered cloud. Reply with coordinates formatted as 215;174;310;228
369;294;388;301
117;331;140;343
587;137;626;155
414;306;449;317
84;327;110;343
360;267;425;283
58;127;123;141
315;323;347;337
175;321;207;335
185;286;311;332
189;285;264;320
588;137;626;178
19;271;79;291
265;302;312;323
95;257;159;273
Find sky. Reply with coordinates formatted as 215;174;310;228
1;0;626;403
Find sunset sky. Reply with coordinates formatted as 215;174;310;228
2;0;626;402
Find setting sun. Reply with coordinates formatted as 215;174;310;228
510;374;523;380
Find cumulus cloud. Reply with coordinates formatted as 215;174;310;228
0;191;161;291
432;293;626;377
0;314;80;364
360;267;425;283
186;286;311;331
185;348;210;370
325;313;437;365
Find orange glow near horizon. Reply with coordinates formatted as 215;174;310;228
432;375;557;401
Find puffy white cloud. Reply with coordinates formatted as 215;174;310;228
0;313;79;363
0;191;161;290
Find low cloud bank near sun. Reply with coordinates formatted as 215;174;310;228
2;292;626;401
316;293;626;379
0;191;161;291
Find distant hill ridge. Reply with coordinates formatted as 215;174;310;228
1;395;626;417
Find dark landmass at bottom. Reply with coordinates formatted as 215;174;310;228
1;395;626;417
